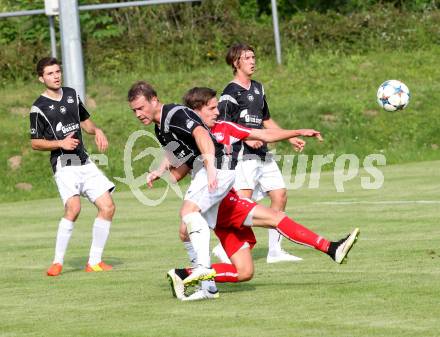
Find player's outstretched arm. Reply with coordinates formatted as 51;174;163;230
80;119;108;152
262;118;323;151
31;133;79;151
247;128;322;143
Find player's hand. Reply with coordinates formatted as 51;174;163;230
146;170;162;188
297;129;323;141
245;140;264;149
95;128;108;152
206;165;218;192
60;132;80;150
289;137;305;152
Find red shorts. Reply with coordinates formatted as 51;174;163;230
214;190;257;258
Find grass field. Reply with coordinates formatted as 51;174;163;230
1;160;439;337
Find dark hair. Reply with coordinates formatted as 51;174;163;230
225;43;255;74
127;81;158;102
183;87;217;110
36;57;60;76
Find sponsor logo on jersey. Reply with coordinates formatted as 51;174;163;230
30;128;36;135
56;122;80;134
240;109;262;125
186;119;194;129
177;150;186;159
254;88;260;95
245;115;263;124
49;105;55;110
60;106;67;114
67;96;74;104
247;94;254;102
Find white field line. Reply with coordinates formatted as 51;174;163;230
314;200;440;205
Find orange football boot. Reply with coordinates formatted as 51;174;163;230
85;261;113;273
47;263;63;276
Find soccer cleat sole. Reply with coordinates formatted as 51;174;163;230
167;274;177;298
337;228;360;264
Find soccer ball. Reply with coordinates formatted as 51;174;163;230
376;80;410;111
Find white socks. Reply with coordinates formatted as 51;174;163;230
182;212;211;268
268;228;282;254
88;218;111;266
183;241;198;268
53;218;74;265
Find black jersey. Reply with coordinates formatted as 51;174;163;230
218;80;271;160
29;87;90;173
154;104;232;171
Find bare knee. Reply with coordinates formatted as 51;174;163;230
236;265;254;282
64;202;81;221
180;202;200;218
179;220;190;242
179;225;189;242
99;201;116;219
269;189;287;210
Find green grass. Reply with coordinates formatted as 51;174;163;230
1;160;439;337
1;47;440;202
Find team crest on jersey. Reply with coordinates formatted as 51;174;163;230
247;94;254;102
67;96;74;104
213;132;224;142
186;119;194;129
60;106;67;114
254;88;260;95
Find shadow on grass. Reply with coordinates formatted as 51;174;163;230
217;282;256;293
64;256;124;273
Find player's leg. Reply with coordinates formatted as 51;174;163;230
80;162;115;272
85;191;115;272
180;168;234;284
179;221;197;268
47;195;81;276
180;200;214;283
212;247;254;282
250;205;359;264
210;188;254;264
262;159;302;263
48;167;82;276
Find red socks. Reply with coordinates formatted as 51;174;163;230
212;263;240;283
276;216;330;253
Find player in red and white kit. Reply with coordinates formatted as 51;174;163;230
147;87;359;301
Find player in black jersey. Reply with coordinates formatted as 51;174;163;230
216;43;307;264
128;81;235;286
30;57;115;276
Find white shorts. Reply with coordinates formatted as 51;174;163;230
234;159;285;199
54;162;115;205
184;168;235;215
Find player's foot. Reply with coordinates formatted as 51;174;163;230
85;261;113;272
212;243;231;264
266;249;303;263
183;266;216;286
181;287;219;301
167;269;186;300
328;228;360;264
47;263;63;276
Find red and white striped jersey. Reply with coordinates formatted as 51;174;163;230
210;120;251;152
